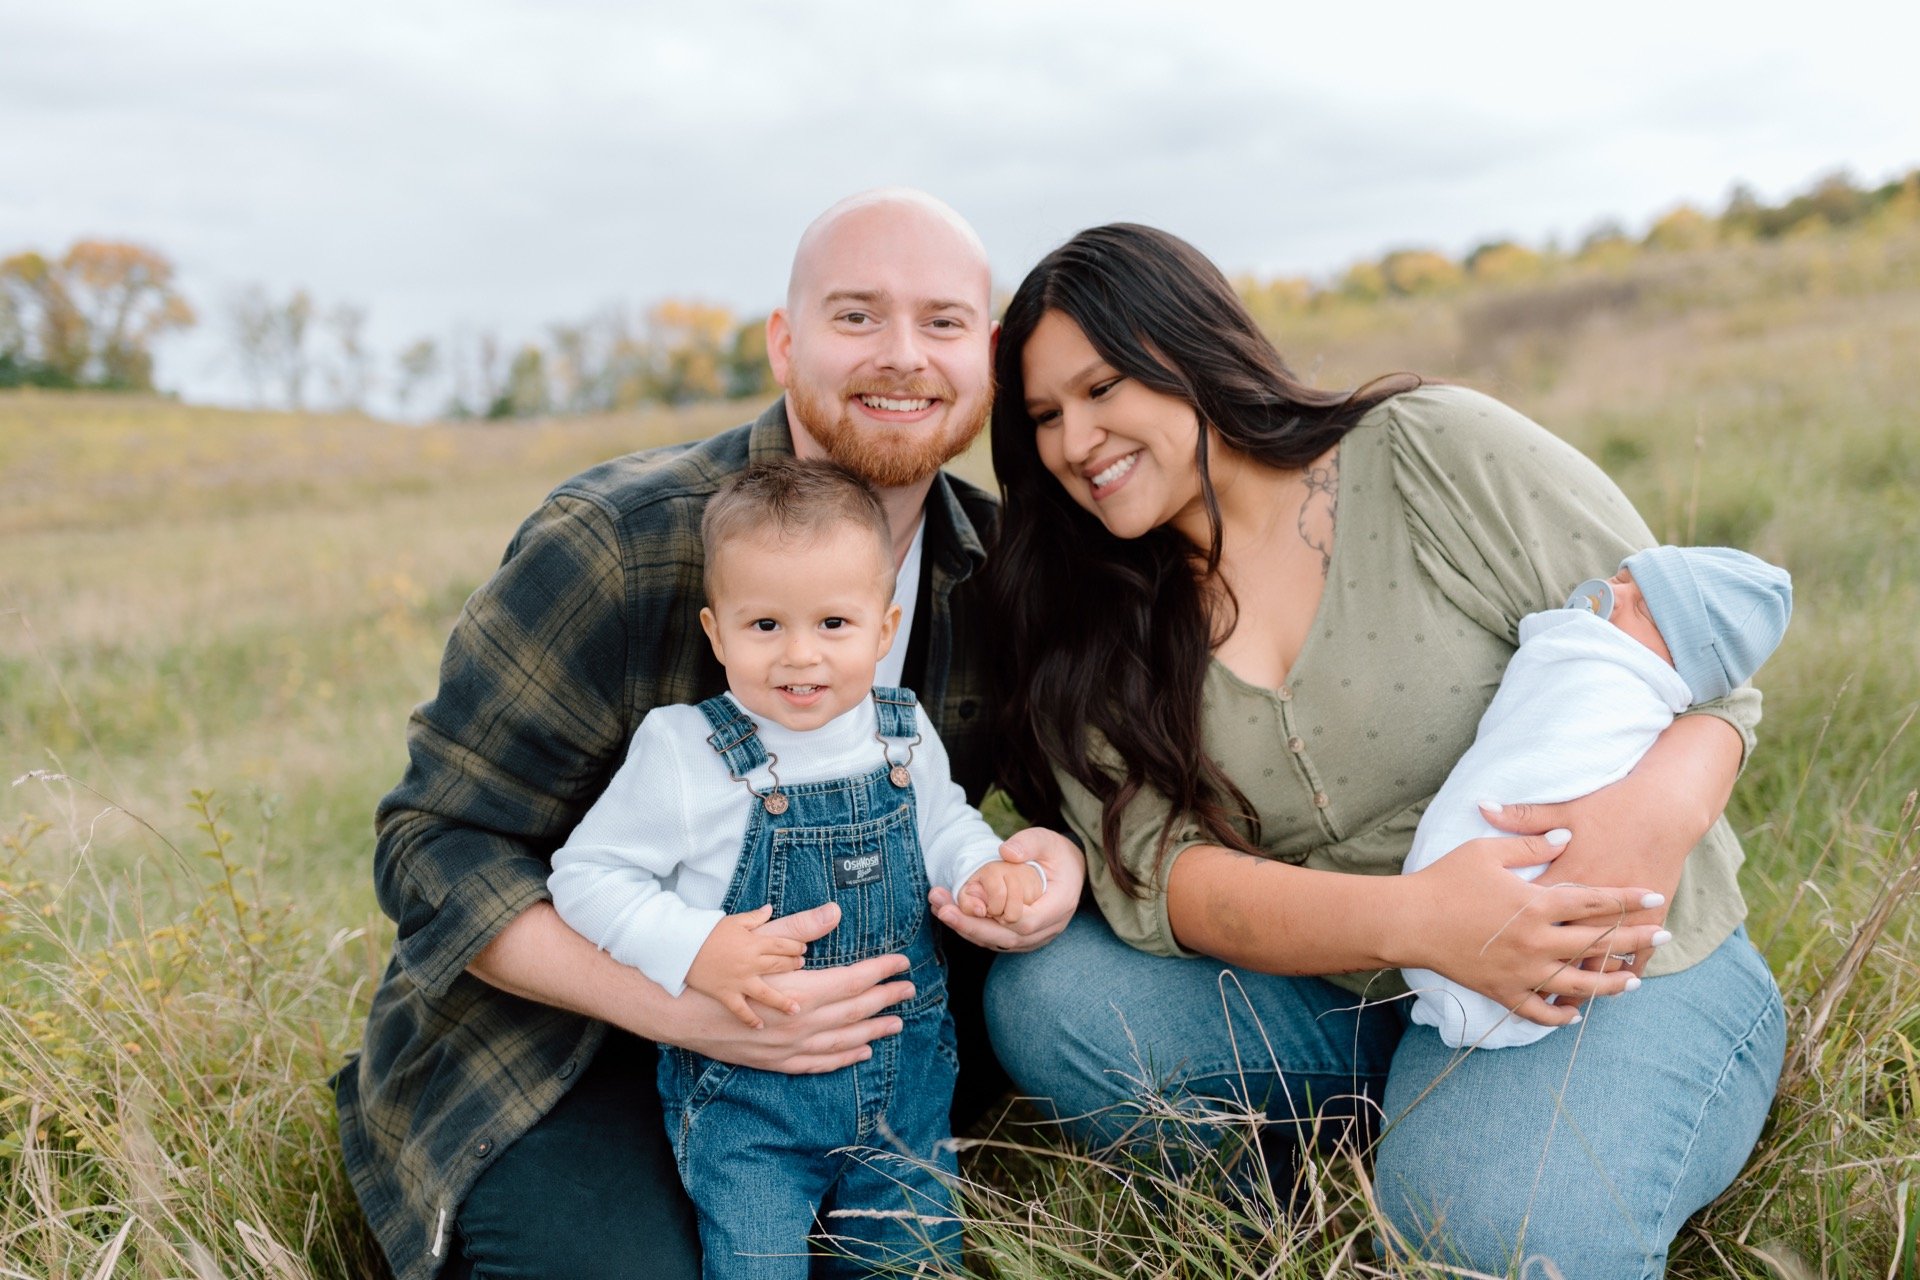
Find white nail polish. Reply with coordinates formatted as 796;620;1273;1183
1651;929;1674;947
1545;827;1572;846
1640;892;1666;909
1568;1012;1583;1024
1479;800;1503;814
1624;976;1642;991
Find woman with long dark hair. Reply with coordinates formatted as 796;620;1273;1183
983;224;1783;1275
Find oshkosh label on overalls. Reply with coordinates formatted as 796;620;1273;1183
833;849;884;888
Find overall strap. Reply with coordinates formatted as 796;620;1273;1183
870;686;919;741
696;694;769;776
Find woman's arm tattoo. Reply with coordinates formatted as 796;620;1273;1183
1298;450;1339;577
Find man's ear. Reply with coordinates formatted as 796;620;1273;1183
987;318;1000;361
766;309;792;388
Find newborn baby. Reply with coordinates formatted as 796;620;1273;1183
1400;545;1793;1049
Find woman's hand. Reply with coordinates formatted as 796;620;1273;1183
929;825;1085;952
1393;829;1671;1027
1477;713;1743;979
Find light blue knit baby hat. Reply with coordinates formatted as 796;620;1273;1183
1621;546;1793;703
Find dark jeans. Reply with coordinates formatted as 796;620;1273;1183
444;937;1006;1280
445;1032;697;1280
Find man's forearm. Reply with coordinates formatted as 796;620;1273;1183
467;900;919;1076
466;901;682;1039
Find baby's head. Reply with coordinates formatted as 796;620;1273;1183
1576;547;1792;703
699;457;900;731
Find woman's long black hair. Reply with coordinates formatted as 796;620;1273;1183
987;223;1419;895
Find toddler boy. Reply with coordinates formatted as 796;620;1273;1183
1401;545;1792;1049
548;458;1051;1276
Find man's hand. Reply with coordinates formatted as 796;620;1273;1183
672;902;918;1071
957;858;1047;925
683;904;805;1028
930;825;1083;952
467;901;915;1075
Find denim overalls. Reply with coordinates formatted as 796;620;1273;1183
657;687;961;1279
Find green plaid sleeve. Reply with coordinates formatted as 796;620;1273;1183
375;491;634;996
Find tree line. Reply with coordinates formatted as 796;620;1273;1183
1235;168;1920;322
219;292;778;419
4;166;1915;416
0;254;777;417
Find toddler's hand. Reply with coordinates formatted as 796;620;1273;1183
958;856;1047;925
685;904;807;1028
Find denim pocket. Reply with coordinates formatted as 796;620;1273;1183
663;1053;738;1178
932;1015;960;1077
660;1050;735;1150
771;802;923;965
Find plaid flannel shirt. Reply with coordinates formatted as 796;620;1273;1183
333;400;998;1280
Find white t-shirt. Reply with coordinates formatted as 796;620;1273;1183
548;692;1003;996
875;513;926;690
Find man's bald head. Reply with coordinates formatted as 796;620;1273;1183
786;188;991;312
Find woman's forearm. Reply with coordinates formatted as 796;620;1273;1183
1505;711;1745;908
1166;845;1412;973
1642;712;1744;835
1165;835;1666;1024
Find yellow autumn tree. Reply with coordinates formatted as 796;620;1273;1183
0;240;196;389
1645;204;1716;252
1339;260;1387;303
1465;241;1545;285
647;299;736;404
1235;274;1316;336
1379;249;1464;296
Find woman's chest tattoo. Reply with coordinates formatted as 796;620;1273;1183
1297;450;1340;577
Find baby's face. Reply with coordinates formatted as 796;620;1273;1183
1603;567;1674;669
699;523;900;732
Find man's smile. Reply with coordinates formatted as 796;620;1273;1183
858;395;934;413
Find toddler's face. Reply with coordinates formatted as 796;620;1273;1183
1602;567;1674;668
699;523;900;732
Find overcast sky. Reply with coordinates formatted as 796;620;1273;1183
4;0;1915;407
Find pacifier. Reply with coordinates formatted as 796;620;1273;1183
1565;577;1615;619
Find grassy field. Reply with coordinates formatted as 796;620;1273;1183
3;224;1918;1277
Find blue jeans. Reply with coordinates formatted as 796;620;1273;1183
987;911;1784;1278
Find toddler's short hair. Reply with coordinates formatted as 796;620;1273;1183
701;457;894;599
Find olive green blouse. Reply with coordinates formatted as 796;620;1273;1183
1060;385;1759;998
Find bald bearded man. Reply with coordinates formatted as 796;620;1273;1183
335;190;1086;1280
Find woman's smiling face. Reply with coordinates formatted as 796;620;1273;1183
1020;309;1210;542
